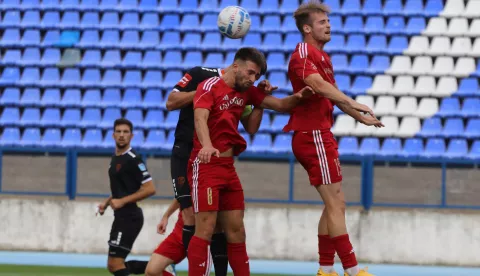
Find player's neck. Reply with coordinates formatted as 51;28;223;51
304;37;325;51
221;71;235;89
115;146;131;156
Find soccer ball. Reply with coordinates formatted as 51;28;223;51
217;6;251;39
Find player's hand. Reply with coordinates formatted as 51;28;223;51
257;80;278;95
352;101;376;118
360;115;385;128
110;199;125;210
157;216;169;235
294;86;314;99
96;203;107;216
198;146;220;163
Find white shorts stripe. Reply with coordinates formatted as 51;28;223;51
192;158;200;213
312;130;327;184
204;246;212;276
313;130;331;184
317;130;332;184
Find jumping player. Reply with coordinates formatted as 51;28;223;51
97;118;157;276
286;1;384;276
186;47;313;276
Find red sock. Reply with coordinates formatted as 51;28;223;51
187;236;212;276
227;242;250;276
318;234;335;266
332;234;358;269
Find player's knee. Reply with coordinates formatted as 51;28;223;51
182;207;195;225
145;265;163;276
224;221;246;243
194;213;216;240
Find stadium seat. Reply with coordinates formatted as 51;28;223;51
376;116;399;137
430;57;454;77
373;96;395;116
39;108;61;128
415;98;439;118
42;11;61;29
417;117;442;138
20;88;41;107
100;30;120;49
0;67;20;86
248;134;272;153
341;0;361;15
201;32;222;51
280;0;297;14
164;111;180;130
349;76;372;96
411;56;433;76
122;70;142;88
454;78;478;98
61;88;82;108
204;53;225;68
358;137;380;156
223;37;242;51
385;16;405;35
423;17;447;36
122;88;143;108
20;128;41;147
391;76;414;96
79;108;101;128
366;55;389;75
461;99;480;118
101;129;115;149
272;134;291;153
464;0;480;18
1;11;21;28
19;67;40;87
81;12;100;29
441;118;464;139
467;20;480;38
160;71;180;90
437;98;460;118
142;130;166;150
1;50;22;66
0;29;21;48
364;16;384;35
60;108;81;128
412;76;435;97
180;14;200;33
101;69;122;87
158;0;178;13
160;14;180;32
61;11;80;29
332;115;355;136
405;17;426;36
82;89;102;108
100;12;119;29
142;89;163;109
335;74;351;93
386;56;411;75
101;88;122;108
20;108;41;127
122;51;143;69
182;33;202;51
378;138;402;158
397;117;421;138
282;16;297;33
99;108;122;129
441;0;464;18
40;128;62;148
121;12;141;30
140;12;158;30
181;51;202;69
331;54;348;73
125;109;144;129
393;97;417;117
421;138;446;159
424;0;444;17
80;129;102;148
283;33;302;52
61;128;82;148
0;88;21;106
0;127;21;147
433;77;457;98
142;51;162;69
451;37;472;57
324;34;345;53
0;0;20;10
399;138;423;158
40;48;61;66
404;0;424;16
143;110;165;129
471;39;480;58
388;36;408;55
368;75;393;95
349;55;369;74
0;108;20;126
163;51;183;70
40;88;61;107
343;16;363;34
22;48;41;66
427;37;450;56
21;11;41;28
338;136;358;155
120;30;141;49
345;34;366;54
143;70;163;89
467;140;480;161
262;33;283;52
77;30;100;48
453;57;476;78
465;119;480;139
80;69;102;89
363;0;382;16
447;18;468;37
61;69;81;88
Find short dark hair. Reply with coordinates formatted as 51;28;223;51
113;118;133;132
234;47;267;75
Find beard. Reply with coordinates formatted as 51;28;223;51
234;74;252;92
116;142;128;149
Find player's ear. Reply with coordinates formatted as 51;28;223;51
303;24;311;34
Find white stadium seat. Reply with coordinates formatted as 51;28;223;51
440;0;465;18
397;117;421;138
404;36;429;56
433;76;458;97
386;56;411;75
373;96;396;116
413;76;436;97
453;57;476;77
355;95;374;109
427;37;450;56
391;76;414;96
367;75;392;95
375;116;399;137
415;98;439;118
393;96;418;117
332;115;355;136
450;37;472;57
446;18;468;37
430;56;454;77
411;56;433;76
423;18;447;36
467;19;480;37
352;121;376;136
463;0;480;18
469;38;480;57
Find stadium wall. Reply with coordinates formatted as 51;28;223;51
1;198;479;267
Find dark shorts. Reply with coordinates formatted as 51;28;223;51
108;212;144;258
171;141;193;210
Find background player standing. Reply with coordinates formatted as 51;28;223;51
285;2;384;276
97;118;156;276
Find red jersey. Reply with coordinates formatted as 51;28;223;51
284;42;337;132
193;77;266;156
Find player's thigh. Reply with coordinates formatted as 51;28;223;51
316;182;345;211
171;142;193;210
108;215;144;258
189;159;222;213
218;209;245;243
152;234;186;265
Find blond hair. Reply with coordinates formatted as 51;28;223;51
293;0;331;36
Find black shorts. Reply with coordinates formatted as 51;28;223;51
108;212;144;258
171;141;193;210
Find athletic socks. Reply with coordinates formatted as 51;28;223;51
125;260;148;274
318;234;335;271
211;233;228;276
227;242;250;276
113;268;130;276
332;234;358;271
187;236;212;276
182;225;195;252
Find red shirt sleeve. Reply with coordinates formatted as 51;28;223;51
193;79;215;110
247;86;267;107
290;52;319;81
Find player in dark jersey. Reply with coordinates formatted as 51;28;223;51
165;66;266;275
97;118;156;276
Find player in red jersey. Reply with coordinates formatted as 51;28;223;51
285;1;384;276
186;47;313;276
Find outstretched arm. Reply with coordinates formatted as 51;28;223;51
240;105;264;134
166;89;196;111
259;86;313;113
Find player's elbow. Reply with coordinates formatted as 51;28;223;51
144;181;156;196
165;100;177;111
245;125;258;135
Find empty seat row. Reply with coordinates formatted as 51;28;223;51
386;56;476;78
405;36;480;57
417;118;480;139
440;0;480;18
423;17;480;37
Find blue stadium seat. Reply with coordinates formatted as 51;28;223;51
338;136;358;155
219;0;238;9
467;140;480;161
1;11;21;28
259;0;279;14
263;15;282;32
164;110;180;129
179;0;198;13
80;50;101;67
280;0;297;14
404;0;424;16
199;0;217;13
345;34;365;54
101;69;122;87
358;137;380;156
249;133;272;153
40;48;61;66
344;16;363;34
142;89;163;109
61;69;81;88
385;16;405;35
244;33;263;49
43;31;61;47
159;0;179;13
465;119;480;139
118;0;138;12
262;33;283;52
225;51;236;65
99;0;119;11
388;36;408;55
41;128;62;147
441;118;464;139
437;98;460;118
201;32;222;51
100;30;120;49
101;129;115;149
82;89;102;108
40;108;61;128
23;46;41;65
122;51;142;69
270;115;289;133
62;0;80;10
0;107;20;126
181;33;202;51
82;69;102;88
58;30;80;48
180;14;200;32
256;115;271;132
383;0;403;16
143;109;165;129
200;14;218;32
121;31;141;49
137;0;156;11
455;78;478;98
282;16;297;33
329;15;343;34
143;70;163;89
20;128;41;147
223;37;241;51
41;88;61;107
20;88;41;107
364;16;385;35
20;67;40;87
21;11;41;28
241;133;251;148
283;33;302;52
271;134;291;153
367;55;389;75
20;108;41;127
60;108;81;128
182;51;203;69
0;127;20;147
348;76;372;96
405;17;426;36
203;53;224;68
61;88;82;108
142;50;162;69
42;11;61;29
349;55;369;74
140;12;158;30
101;50;121;68
0;88;20;106
122;88;143;108
81;12;100;29
0;67;20;86
341;0;361;15
461;98;480;118
268;72;288;92
266;52;286;71
80;108;101;128
378;138;402;157
421;138;446;159
0;0;20;10
362;0;382;16
335;74;351;92
160;14;180;31
61;128;82;148
21;30;41;47
445;139;468;159
78;30;100;48
143;130;166;149
1;50;22;66
122;70;142;88
80;0;99;11
240;0;258;13
163;130;175;149
131;130;145;147
417;117;442;138
162;71;182;90
399;138;423;158
102;88;122;108
99;107;122;129
100;12;119;29
424;0;444;17
331;54;348;73
61;11;80;29
0;29;21;48
81;129;103;148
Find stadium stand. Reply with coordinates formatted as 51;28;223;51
0;0;478;161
